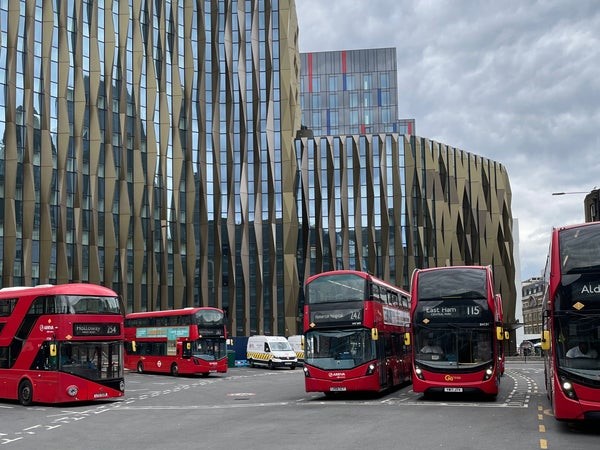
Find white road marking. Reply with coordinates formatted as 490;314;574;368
0;367;543;446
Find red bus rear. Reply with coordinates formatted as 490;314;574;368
541;222;600;421
410;266;503;398
302;270;411;395
125;307;228;376
0;283;125;406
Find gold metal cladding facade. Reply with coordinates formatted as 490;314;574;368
295;134;516;326
0;1;301;336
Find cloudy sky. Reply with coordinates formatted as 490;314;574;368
295;0;600;281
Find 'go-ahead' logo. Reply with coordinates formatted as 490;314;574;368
444;374;462;381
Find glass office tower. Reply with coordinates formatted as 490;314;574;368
300;48;415;136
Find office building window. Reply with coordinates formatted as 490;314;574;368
312;76;320;91
311;93;320;108
312;111;321;127
329;93;338;108
380;73;389;88
346;74;355;90
329;75;338;91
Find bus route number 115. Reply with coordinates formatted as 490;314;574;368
466;306;481;316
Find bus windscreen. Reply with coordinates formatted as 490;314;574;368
417;269;487;301
306;274;367;304
560;225;600;275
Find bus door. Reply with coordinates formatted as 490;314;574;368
180;340;194;359
401;333;411;379
374;330;386;387
31;342;59;394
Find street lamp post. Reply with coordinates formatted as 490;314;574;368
552;188;600;223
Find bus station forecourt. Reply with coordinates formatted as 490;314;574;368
1;222;600;422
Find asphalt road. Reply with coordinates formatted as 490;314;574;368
1;360;598;450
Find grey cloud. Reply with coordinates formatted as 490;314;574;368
296;0;600;279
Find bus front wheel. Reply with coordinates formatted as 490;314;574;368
18;380;33;406
171;363;179;376
137;362;144;373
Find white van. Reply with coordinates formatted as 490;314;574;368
246;335;297;369
287;335;304;363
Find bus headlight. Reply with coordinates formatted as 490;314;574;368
365;363;376;375
483;366;494;381
414;366;424;380
560;377;578;400
303;367;311;377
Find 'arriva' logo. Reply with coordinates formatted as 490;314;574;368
580;284;600;294
328;372;346;378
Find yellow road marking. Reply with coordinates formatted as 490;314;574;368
538;404;548;449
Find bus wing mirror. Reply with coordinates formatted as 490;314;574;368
50;343;57;357
404;332;411;346
371;328;379;341
541;330;551;351
496;326;504;341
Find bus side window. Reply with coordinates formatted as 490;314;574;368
0;347;9;368
371;284;381;302
45;297;57;314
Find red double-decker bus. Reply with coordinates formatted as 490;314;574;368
124;307;228;377
540;222;600;421
303;270;411;395
410;266;503;398
0;283;125;406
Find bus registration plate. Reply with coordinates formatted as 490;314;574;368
444;387;463;393
330;387;347;392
